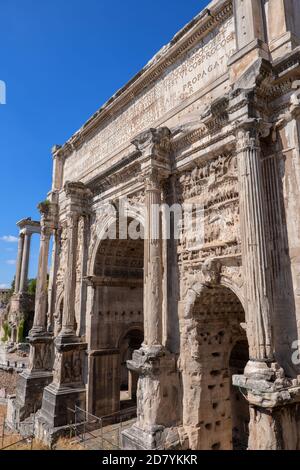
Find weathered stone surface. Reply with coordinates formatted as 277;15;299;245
7;0;300;450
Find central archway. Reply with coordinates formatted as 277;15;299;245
182;283;249;450
88;218;144;418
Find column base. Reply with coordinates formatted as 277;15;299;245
122;424;183;450
12;370;53;422
10;334;54;422
123;346;182;450
38;382;86;429
233;364;300;450
244;359;278;381
35;396;86;448
36;336;87;445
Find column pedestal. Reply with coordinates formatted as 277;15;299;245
36;336;87;445
122;347;181;450
233;371;300;449
12;334;53;422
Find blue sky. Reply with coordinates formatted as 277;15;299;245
0;0;207;288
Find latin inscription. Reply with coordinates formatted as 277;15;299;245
64;17;236;182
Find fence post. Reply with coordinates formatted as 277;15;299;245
1;422;4;448
75;406;77;439
119;416;123;449
83;420;86;448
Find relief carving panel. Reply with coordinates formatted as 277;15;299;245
177;153;241;264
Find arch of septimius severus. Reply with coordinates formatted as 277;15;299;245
6;0;300;450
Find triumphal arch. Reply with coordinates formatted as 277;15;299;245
9;0;300;450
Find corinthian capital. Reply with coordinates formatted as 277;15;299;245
38;200;58;233
142;168;162;191
132;127;171;160
133;128;172;183
235;118;272;152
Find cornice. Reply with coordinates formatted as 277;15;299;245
88;150;141;194
58;0;233;159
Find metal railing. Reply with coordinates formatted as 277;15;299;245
0;360;27;371
67;405;137;450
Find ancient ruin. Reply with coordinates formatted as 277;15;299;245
0;219;40;347
5;0;300;450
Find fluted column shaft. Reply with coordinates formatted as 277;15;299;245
19;232;32;294
237;122;274;361
144;172;163;347
61;211;79;336
31;225;51;334
14;234;25;293
47;229;60;332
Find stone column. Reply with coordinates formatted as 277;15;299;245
37;182;91;438
143;169;163;348
122;128;181;450
60;211;79;337
14;234;24;294
47;227;60;333
19;231;31;294
30;214;52;336
236;119;274;371
14;202;57;422
230;102;300;449
52;145;64;192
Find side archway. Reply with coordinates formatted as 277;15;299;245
180;281;249;450
87;216;144;418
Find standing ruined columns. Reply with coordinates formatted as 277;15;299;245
19;231;32;294
236;119;275;372
8;219;41;332
14;234;24;294
12;205;56;421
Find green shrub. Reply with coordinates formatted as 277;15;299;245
27;278;37;295
17;319;25;343
1;321;11;342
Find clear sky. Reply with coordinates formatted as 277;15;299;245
0;0;208;288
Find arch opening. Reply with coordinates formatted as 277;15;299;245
89;217;144;417
185;284;249;450
119;328;144;408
